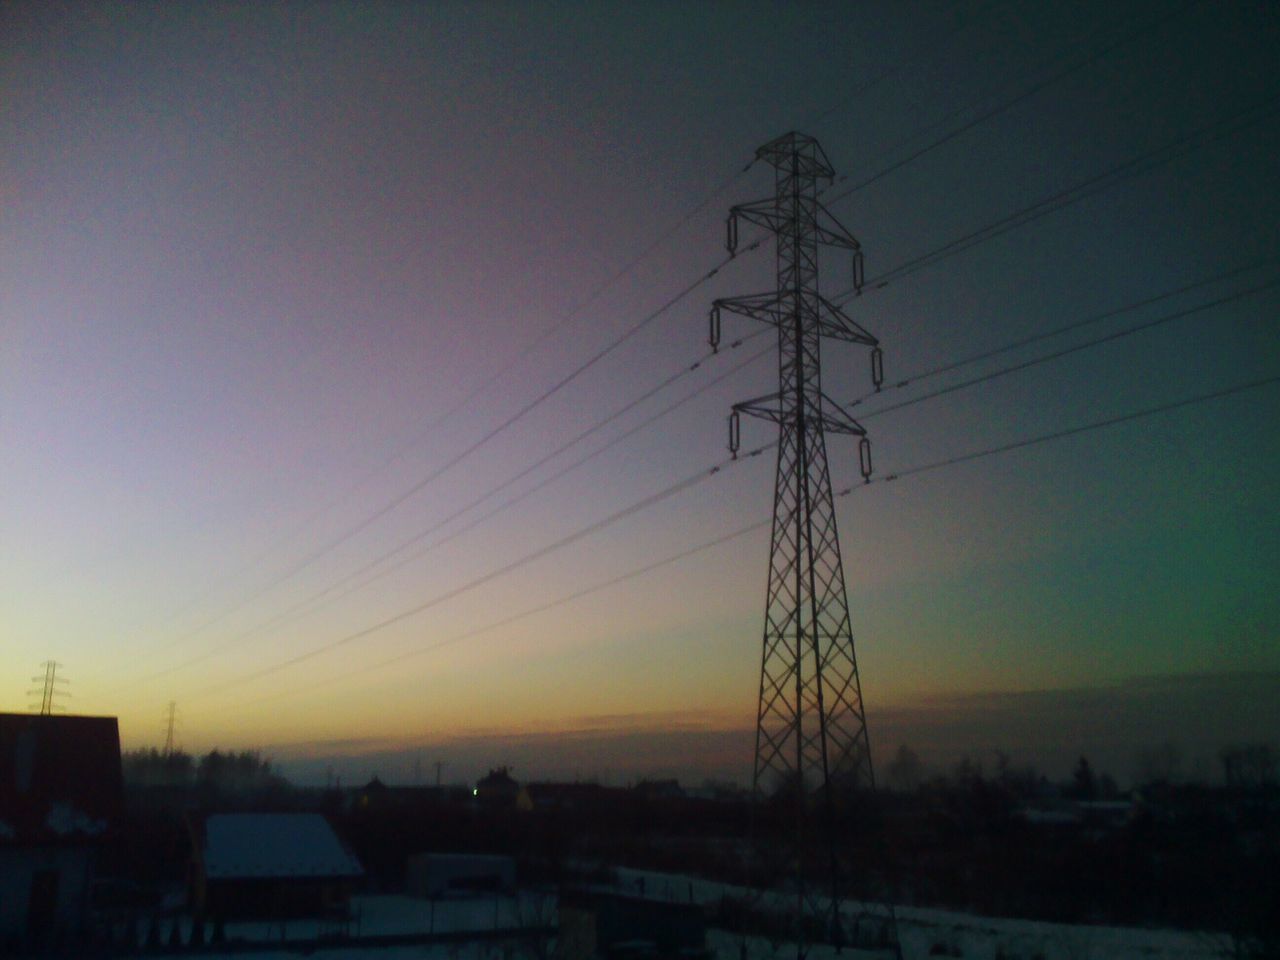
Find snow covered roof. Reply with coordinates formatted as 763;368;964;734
202;813;363;880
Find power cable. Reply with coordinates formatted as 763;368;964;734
145;272;1276;687
136;339;774;685
852;278;1279;419
187;441;775;701
150;30;1269;684
821;0;1198;206
868;372;1280;485
222;371;1280;714
174;272;1272;687
146;158;759;640
148;7;1233;654
254;342;772;630
161;238;765;650
233;521;774;711
832;95;1280;300
847;258;1279;408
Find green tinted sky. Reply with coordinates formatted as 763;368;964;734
2;1;1278;782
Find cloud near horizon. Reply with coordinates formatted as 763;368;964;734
265;671;1280;789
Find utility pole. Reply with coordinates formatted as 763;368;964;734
710;131;894;957
434;761;443;787
28;661;69;715
163;701;178;756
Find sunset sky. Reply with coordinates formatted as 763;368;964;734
3;1;1278;786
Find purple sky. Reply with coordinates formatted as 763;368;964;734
3;2;1278;785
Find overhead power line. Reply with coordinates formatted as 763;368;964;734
848;258;1279;407
870;372;1280;485
234;521;773;711
139;0;1011;653
157;78;1269;663
150;51;1270;697
141;270;1275;690
161;238;765;651
154;176;751;633
821;0;1198;205
136;339;773;686
204;276;1274;701
233;262;1265;682
854;278;1279;419
833;95;1280;300
147;156;759;638
187;442;774;702
225;371;1280;716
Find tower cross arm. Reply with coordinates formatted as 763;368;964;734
728;198;864;252
714;292;785;326
731;198;789;236
755;132;837;179
812;393;868;436
816;295;878;347
732;390;786;426
733;391;868;437
813;202;862;251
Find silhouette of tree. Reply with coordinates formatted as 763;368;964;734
887;744;923;793
1220;743;1278;789
1071;757;1097;800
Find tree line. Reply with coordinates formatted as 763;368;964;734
122;747;289;794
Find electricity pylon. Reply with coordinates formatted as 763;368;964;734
163;701;178;756
709;132;893;956
28;660;69;715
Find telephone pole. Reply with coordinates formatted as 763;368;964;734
28;661;69;715
710;131;894;956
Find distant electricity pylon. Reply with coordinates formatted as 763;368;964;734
710;132;893;955
28;660;69;715
163;700;179;755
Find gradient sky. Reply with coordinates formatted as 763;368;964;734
3;1;1278;786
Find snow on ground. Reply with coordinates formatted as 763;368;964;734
119;875;1233;960
137;944;530;960
218;891;553;940
612;866;1233;960
121;892;554;960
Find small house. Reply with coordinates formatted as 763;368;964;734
190;812;363;921
475;767;532;812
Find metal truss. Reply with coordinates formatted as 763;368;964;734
710;132;893;957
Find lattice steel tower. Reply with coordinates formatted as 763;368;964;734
709;132;887;951
164;701;178;756
28;660;69;715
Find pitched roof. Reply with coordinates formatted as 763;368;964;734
201;813;363;880
0;713;122;844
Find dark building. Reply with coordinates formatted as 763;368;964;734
557;889;707;960
189;812;363;921
475;767;531;812
0;712;123;947
634;780;685;803
355;776;471;813
526;781;628;813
